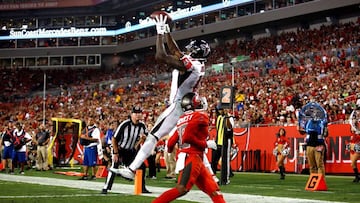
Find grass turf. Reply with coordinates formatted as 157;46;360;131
0;167;358;202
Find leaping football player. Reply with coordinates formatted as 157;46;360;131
110;12;214;180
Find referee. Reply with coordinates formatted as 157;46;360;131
102;106;150;194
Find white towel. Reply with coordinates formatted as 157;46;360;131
175;152;186;174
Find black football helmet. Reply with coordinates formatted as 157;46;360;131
185;40;211;58
181;92;202;111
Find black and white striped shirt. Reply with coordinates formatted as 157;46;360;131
113;119;148;150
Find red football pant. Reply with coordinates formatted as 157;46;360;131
152;153;225;203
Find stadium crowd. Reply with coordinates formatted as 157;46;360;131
1;20;360;126
0;20;359;171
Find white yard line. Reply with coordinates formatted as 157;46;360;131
0;174;344;203
0;194;120;198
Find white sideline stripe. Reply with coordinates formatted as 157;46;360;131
0;174;344;203
0;194;119;198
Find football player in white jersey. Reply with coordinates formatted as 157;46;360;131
110;13;213;180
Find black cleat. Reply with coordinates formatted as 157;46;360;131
79;176;88;180
142;189;152;194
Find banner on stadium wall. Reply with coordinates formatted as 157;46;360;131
231;55;250;63
211;63;224;72
0;0;99;10
208;124;356;174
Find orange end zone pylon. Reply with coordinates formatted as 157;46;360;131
134;169;143;195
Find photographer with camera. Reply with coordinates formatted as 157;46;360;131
11;122;32;175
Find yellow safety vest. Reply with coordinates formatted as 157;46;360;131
216;115;225;146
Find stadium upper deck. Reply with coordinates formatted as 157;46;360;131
0;0;358;69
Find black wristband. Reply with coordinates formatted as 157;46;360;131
113;152;118;154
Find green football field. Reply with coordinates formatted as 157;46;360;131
0;167;358;203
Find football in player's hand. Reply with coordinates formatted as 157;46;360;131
150;11;172;23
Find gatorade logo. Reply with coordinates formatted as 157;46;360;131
307;175;319;188
305;174;327;191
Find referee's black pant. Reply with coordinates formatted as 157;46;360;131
103;148;147;191
211;145;223;174
211;145;234;183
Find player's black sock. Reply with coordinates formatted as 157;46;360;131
353;168;359;182
354;168;359;176
279;166;285;179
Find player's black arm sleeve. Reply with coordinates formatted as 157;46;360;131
155;33;186;71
